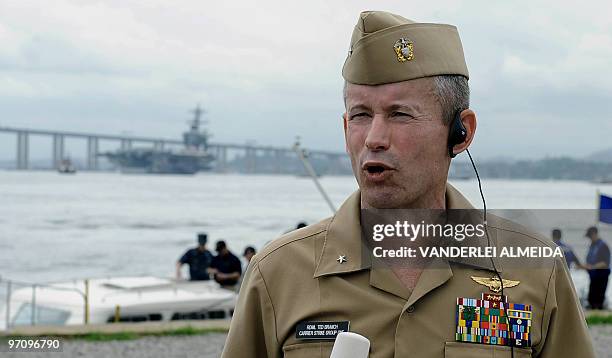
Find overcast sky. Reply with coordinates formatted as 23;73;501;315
0;0;611;160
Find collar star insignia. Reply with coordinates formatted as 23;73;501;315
336;255;347;264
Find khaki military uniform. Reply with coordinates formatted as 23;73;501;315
221;184;595;357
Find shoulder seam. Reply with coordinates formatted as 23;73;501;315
254;263;280;351
487;225;555;248
255;228;327;265
535;256;557;355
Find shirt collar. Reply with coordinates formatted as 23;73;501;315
314;190;369;277
314;183;501;278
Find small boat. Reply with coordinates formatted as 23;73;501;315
58;158;76;174
0;276;236;330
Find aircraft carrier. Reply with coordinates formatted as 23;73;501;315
102;106;215;174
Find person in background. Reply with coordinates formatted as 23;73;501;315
176;233;214;281
210;240;242;289
237;246;258;290
584;226;611;309
243;246;257;264
284;221;308;234
552;228;582;269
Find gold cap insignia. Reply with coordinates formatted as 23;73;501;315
393;38;414;62
471;276;520;293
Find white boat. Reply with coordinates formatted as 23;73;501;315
0;276;236;331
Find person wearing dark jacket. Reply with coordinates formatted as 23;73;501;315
585;226;611;309
176;233;214;281
210;240;242;289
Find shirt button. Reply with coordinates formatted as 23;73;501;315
406;305;415;313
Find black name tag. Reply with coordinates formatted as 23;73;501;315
295;321;350;340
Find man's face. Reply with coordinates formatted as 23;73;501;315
343;78;450;208
216;245;228;255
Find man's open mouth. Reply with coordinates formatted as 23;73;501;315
366;165;386;174
362;162;394;180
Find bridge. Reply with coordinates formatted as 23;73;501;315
0;126;349;174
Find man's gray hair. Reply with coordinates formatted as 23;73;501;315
342;75;470;125
432;75;470;125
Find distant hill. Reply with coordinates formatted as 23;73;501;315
585;148;612;163
450;156;612;181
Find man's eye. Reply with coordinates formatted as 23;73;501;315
349;113;370;120
391;112;412;118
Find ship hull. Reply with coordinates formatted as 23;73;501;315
105;150;215;175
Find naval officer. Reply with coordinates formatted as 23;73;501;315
222;11;595;357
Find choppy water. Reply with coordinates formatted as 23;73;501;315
1;171;611;297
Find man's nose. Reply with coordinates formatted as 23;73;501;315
365;115;391;151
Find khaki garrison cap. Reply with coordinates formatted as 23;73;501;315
342;10;469;85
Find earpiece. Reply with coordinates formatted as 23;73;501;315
447;111;467;158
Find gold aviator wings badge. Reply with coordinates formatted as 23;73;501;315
471;276;520;293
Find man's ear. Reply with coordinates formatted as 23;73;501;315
451;109;477;156
342;112;349;153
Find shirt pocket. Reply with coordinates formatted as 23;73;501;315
282;342;334;357
445;342;532;358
